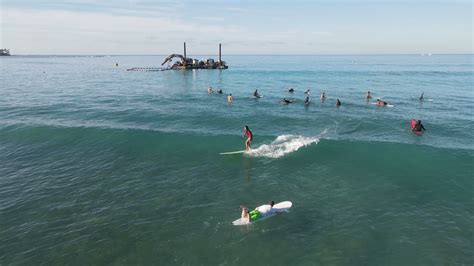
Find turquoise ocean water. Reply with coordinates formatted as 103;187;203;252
0;55;473;265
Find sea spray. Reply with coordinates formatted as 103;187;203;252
247;134;320;158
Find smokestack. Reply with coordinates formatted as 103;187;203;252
219;43;222;63
184;42;187;60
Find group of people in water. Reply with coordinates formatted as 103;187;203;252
232;88;428;222
207;86;423;110
208;86;427;136
208;86;234;102
240;126;272;223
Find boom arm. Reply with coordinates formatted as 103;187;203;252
161;54;185;65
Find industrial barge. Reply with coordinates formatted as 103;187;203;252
0;49;11;56
127;43;228;71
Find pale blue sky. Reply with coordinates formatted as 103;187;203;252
0;0;472;54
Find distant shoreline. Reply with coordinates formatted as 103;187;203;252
2;53;473;57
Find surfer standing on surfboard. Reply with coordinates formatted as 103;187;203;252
243;126;253;151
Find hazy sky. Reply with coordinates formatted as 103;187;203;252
0;0;472;55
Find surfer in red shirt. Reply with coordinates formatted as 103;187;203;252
243;125;253;151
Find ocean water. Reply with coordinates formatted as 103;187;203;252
0;54;472;265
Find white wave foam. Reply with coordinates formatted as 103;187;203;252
247;134;320;158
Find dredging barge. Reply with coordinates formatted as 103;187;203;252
127;42;228;71
0;49;11;56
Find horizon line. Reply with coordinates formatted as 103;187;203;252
4;53;473;57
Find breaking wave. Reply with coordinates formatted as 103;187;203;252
247;134;321;158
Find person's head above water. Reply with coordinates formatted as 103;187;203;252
418;120;422;124
245;125;249;130
269;201;275;206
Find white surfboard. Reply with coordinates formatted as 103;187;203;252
232;201;292;226
220;150;247;155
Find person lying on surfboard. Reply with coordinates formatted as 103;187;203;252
243;125;253;150
412;120;426;132
240;201;275;223
376;99;388;106
280;98;293;105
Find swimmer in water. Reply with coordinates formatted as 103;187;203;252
320;92;326;101
336;99;341;107
412;120;426;132
217;88;223;94
288;88;295;93
208;87;213;94
227;93;233;103
419;92;424;101
366;91;372;100
243;125;253;150
305;89;311;95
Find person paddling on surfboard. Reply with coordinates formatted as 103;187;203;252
280;98;293;105
240;201;275;223
243;126;253;151
376;99;388;106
